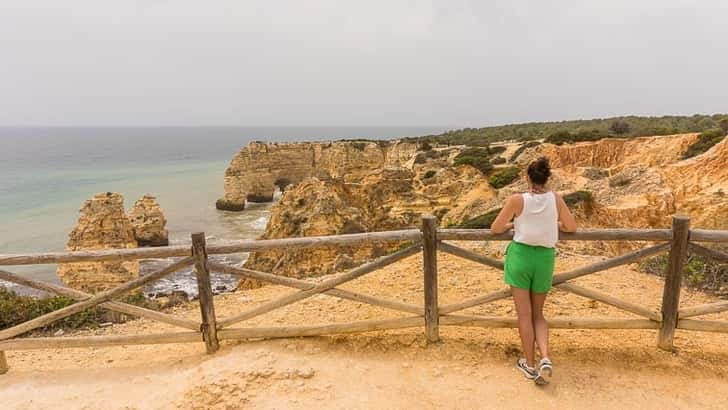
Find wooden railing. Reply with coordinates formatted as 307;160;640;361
0;215;727;374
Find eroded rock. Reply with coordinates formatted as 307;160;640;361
128;194;169;247
57;192;139;293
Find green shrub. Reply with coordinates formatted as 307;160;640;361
453;147;493;174
491;157;506;165
351;142;368;151
489;146;507;155
563;190;594;207
423;170;437;179
488;166;520;189
419;141;433;151
509;141;541;162
639;251;728;291
455;208;502;229
0;287;105;332
0;287;160;333
682;128;726;159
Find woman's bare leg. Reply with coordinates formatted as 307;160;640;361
512;287;536;367
530;291;549;359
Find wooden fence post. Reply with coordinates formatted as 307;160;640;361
191;232;220;353
0;351;8;374
657;215;690;351
422;214;440;343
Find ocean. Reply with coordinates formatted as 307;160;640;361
0;126;446;297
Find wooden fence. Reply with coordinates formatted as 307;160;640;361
0;215;727;374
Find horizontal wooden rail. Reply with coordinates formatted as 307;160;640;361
0;269;200;331
679;301;728;319
437;228;673;242
217;242;422;328
689;229;728;243
208;229;421;255
688;242;728;263
440;315;660;329
218;316;424;340
208;262;424;315
677;319;728;333
0;331;202;350
0;230;422;266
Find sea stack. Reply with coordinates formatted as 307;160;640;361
57;192;140;293
128;194;169;247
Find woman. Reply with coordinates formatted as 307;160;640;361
491;156;576;385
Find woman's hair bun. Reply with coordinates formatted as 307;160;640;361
527;156;551;185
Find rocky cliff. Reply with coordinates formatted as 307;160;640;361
240;132;727;286
216;140;418;211
241;154;492;285
57;192;140;293
128;194;169;247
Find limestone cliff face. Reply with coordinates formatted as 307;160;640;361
240;159;490;286
128;194;169;247
239;132;727;285
57;192;140;293
217;140;418;211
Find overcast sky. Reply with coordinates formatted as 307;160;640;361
1;1;726;127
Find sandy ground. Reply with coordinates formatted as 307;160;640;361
2;241;728;409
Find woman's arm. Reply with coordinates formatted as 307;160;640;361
555;193;577;233
490;194;519;234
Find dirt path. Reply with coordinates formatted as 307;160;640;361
2;242;728;409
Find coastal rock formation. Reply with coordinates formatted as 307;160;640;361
238;132;727;287
57;192;140;293
240;162;489;286
128;194;169;247
217;140;418;211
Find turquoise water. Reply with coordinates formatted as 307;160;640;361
0;126;445;295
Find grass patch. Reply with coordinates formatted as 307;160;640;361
682;128;726;159
491;157;506;165
488;166;520;189
453;147;493;174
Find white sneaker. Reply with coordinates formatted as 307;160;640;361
516;358;538;380
539;357;553;379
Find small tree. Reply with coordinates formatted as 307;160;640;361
719;118;728;133
609;120;631;135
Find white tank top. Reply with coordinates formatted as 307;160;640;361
513;191;558;248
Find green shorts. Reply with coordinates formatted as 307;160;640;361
504;241;556;293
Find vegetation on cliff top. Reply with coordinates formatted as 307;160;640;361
682;128;727;159
404;114;728;146
452;147;493;174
